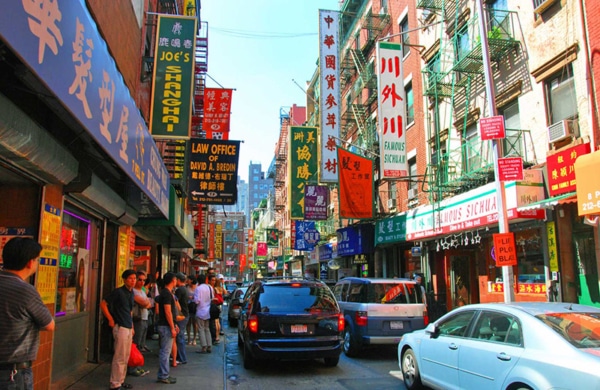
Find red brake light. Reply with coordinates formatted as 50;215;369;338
290;283;301;287
248;314;258;333
338;313;345;331
423;310;429;326
355;311;368;327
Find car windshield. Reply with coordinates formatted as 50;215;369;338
257;284;338;313
537;312;600;348
366;282;423;304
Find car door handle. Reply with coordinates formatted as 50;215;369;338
496;352;511;361
448;343;458;350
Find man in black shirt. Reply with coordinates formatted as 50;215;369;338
0;237;54;390
155;272;178;384
174;273;189;365
100;269;137;390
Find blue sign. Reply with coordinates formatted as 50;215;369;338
0;0;170;217
294;220;317;251
318;243;333;261
336;223;375;256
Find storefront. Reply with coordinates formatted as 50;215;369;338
375;214;420;279
335;223;375;278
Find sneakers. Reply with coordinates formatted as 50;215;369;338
157;377;177;384
128;368;149;377
138;369;150;377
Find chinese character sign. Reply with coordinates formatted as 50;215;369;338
304;185;329;220
247;229;254;265
377;42;407;178
150;15;197;139
266;228;279;248
0;1;170;217
546;142;590;196
319;9;340;183
337;147;374;219
202;87;233;139
289;126;318;219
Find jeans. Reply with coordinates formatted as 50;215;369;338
157;325;174;380
0;368;33;390
175;317;189;363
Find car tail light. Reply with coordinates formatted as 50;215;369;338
423;309;429;326
355;311;368;327
338;313;345;331
248;315;258;333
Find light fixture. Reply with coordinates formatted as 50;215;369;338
327;260;341;270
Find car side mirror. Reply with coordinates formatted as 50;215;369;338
424;323;439;338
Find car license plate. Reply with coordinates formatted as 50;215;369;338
390;321;404;330
291;324;307;333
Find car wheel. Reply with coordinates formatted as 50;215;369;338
343;328;360;357
323;356;339;367
243;342;255;369
402;348;423;390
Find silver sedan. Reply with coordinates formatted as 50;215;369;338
398;302;600;390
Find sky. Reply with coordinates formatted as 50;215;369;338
201;0;341;182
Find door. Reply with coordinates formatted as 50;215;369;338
573;230;600;307
450;255;471;308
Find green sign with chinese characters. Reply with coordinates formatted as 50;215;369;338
289;127;318;219
150;15;197;139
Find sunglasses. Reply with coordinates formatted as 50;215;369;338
138;278;146;281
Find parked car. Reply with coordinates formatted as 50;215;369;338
333;277;428;357
227;286;248;327
398;302;600;390
224;284;238;301
237;277;344;369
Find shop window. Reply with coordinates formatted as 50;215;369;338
56;210;91;316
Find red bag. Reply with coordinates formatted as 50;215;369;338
128;343;144;367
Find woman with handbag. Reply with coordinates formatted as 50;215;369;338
213;275;226;343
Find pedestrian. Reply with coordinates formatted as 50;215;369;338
155;272;178;384
0;237;55;390
214;275;226;341
100;269;137;390
127;271;151;377
173;273;189;365
186;277;198;345
193;273;213;354
207;274;221;345
414;274;428;308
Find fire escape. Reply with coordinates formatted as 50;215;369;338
274;107;289;212
417;0;534;201
192;20;208;138
339;4;391;155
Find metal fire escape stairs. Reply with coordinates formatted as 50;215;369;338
274;108;289;212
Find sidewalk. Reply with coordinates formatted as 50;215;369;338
58;332;226;390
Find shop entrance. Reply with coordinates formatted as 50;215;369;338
573;229;600;307
449;253;472;308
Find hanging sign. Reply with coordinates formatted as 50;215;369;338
479;115;505;140
493;232;517;267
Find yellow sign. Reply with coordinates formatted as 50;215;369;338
38;204;61;304
37;264;58;304
546;221;559;272
575;149;600;216
116;226;131;287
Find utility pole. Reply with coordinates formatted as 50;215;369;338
476;0;515;302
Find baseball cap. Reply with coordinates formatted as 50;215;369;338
176;272;187;282
217;274;224;279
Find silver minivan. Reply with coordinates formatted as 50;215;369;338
333;277;428;357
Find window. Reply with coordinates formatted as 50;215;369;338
437;311;475;337
409;157;418;191
381;0;388;13
455;25;471;63
472;311;521;345
500;101;522;156
425;53;442;89
463;124;482;172
545;66;577;125
406;82;414;125
389;181;397;201
400;17;410;57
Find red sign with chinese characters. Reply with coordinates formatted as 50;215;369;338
479;115;505;140
202;87;233;139
546;142;590;196
498;157;523;181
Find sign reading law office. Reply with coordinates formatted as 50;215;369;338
405;170;545;240
150;15;197;139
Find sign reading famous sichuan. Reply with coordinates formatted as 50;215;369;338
319;9;340;183
150;15;197;139
377;42;407;179
188;139;240;205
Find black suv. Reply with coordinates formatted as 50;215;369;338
237;277;344;369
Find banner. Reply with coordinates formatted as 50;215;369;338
203;87;233;139
150;15;197;139
289;127;318;219
377;42;408;178
294;221;319;251
247;229;254;266
304;185;329;220
337;147;374;219
266;228;279;248
319;9;340;182
256;242;268;257
188;139;240;205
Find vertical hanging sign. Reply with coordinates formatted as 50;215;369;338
319;9;340;182
289;126;318;219
150;15;197;139
377;42;407;178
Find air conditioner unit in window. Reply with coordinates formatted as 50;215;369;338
547;119;579;143
408;188;418;200
387;198;396;209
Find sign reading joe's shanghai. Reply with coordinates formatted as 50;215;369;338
150;15;197;139
188;139;240;205
0;1;170;217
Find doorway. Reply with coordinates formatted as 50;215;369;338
450;254;472;308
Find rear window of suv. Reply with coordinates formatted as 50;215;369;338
346;282;423;304
257;284;339;313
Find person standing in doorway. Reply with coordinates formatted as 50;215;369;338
155;272;178;384
173;273;189;365
0;237;55;390
100;269;137;390
127;271;151;377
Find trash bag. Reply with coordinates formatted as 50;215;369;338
128;343;144;367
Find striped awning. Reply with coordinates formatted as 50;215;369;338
517;192;577;212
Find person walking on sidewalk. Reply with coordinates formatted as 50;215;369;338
127;271;151;377
100;269;137;390
155;272;178;384
173;272;189;365
186;277;198;345
193;273;213;354
0;237;55;390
